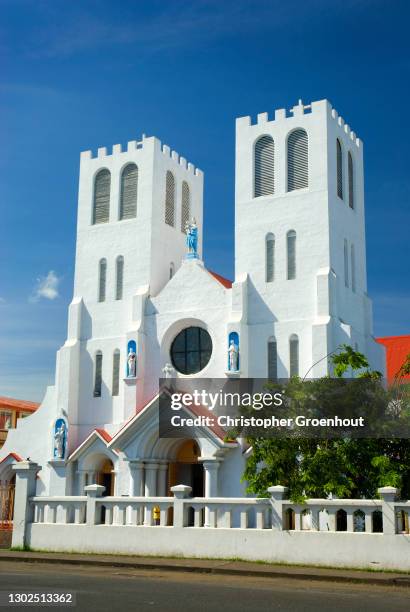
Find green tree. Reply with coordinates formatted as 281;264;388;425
242;346;410;501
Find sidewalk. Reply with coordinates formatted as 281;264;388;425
1;550;409;587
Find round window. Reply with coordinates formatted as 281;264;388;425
170;327;212;375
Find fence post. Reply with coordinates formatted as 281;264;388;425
171;485;192;528
378;486;399;535
268;485;287;530
85;484;105;525
11;461;41;549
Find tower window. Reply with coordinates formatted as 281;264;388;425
289;334;299;377
165;171;175;227
344;239;349;287
268;338;277;380
337;139;343;200
116;256;124;300
351;244;356;292
287;129;308;191
287;230;296;280
93;169;111;224
98;258;107;302
181;181;190;232
94;351;103;397
254;135;275;197
348;152;354;209
112;349;120;396
169;262;175;279
265;233;275;282
120;163;138;220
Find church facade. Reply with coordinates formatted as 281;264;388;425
0;99;385;501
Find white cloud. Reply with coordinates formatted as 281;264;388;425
30;271;61;302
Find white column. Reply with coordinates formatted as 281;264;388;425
129;460;144;496
199;458;219;528
144;462;159;525
157;463;169;497
77;471;87;495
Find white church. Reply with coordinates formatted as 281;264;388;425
0;98;385;502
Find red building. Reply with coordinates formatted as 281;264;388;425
376;335;410;384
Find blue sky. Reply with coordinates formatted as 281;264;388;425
0;0;409;401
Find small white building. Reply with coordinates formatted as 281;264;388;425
0;99;385;502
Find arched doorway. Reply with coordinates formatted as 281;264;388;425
168;440;204;497
83;455;115;497
96;458;114;497
0;474;15;548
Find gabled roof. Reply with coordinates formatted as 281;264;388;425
68;428;117;462
0;452;23;464
207;270;233;289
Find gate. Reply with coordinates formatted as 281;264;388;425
0;481;15;548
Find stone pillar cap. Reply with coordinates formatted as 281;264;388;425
268;485;288;493
378;486;399;495
84;484;105;496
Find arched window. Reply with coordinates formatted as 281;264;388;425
267;337;277;380
265;233;275;282
348;152;354;209
336;509;347;531
169;262;175;279
112;349;120;396
287;230;296;280
289;334;299;377
351;244;356;292
344;239;349;287
98;258;107;302
353;509;366;532
372;510;383;533
337;139;343;199
116;256;124;300
287;129;308;191
93;351;103;397
120;163;138;220
165;171;175;227
254;135;275;197
93;169;111;224
181;181;190;232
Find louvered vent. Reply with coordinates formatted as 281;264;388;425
287;129;308;191
348;152;354;209
289;335;299;377
120;164;138;220
165;171;175;226
94;352;103;397
266;234;275;282
116;256;124;300
181;181;190;232
112;350;120;396
254;135;275;197
287;230;296;280
93;169;111;224
268;340;277;380
337;139;343;199
98;259;107;302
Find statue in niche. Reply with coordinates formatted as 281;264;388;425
53;420;67;460
162;363;175;379
127;346;136;378
228;339;239;372
185;218;198;258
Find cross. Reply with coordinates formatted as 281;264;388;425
290;99;311;114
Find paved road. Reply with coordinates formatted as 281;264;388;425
0;561;409;611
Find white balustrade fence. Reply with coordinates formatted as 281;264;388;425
27;484;410;535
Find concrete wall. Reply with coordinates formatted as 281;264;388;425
27;524;410;572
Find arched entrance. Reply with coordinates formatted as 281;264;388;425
0;474;15;548
96;458;114;497
168;440;204;496
82;454;115;497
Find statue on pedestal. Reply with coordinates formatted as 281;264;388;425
53;419;67;460
228;339;239;372
127;346;136;378
185;218;199;259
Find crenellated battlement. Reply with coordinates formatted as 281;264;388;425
80;135;202;176
236;99;361;148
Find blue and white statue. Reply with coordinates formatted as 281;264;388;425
53;419;67;459
228;339;239;372
185;218;199;259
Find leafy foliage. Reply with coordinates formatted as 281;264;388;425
242;345;410;501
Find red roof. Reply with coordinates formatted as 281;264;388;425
0;452;23;464
0;397;39;411
95;428;112;443
208;270;233;289
376;334;410;383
